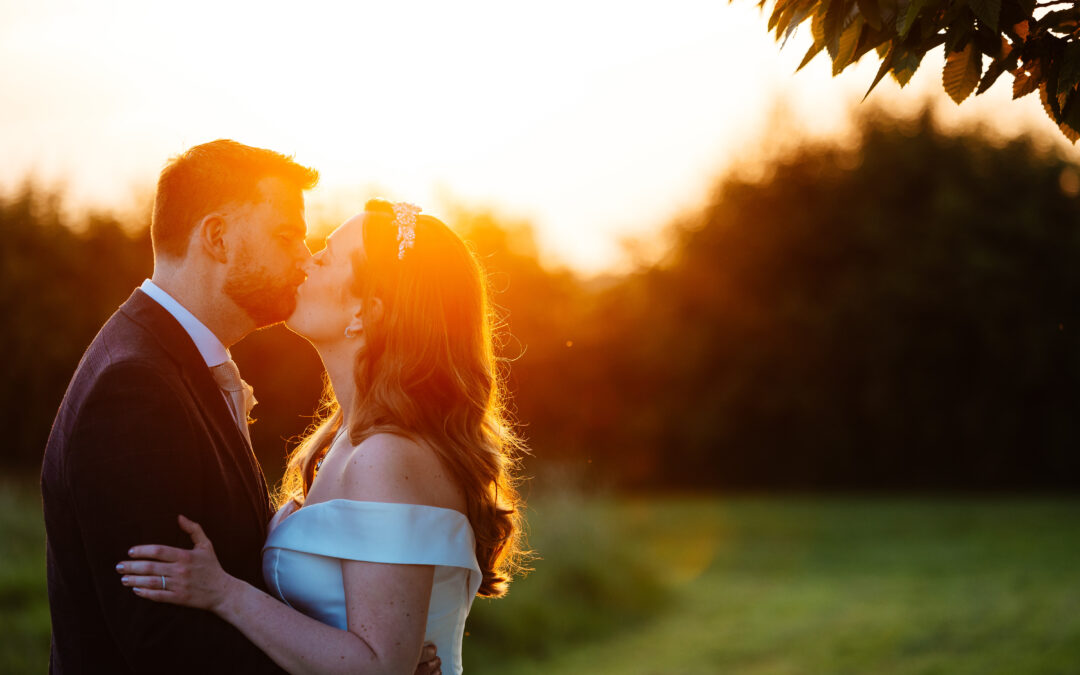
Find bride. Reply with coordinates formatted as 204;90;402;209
114;199;527;674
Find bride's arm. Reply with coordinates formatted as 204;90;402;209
119;516;436;675
219;548;435;675
118;433;456;675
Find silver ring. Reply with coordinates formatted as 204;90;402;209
161;575;167;591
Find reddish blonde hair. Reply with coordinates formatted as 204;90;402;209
278;199;527;597
152;139;318;259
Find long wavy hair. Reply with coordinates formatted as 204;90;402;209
276;199;527;597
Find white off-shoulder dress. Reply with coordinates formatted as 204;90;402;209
262;499;482;675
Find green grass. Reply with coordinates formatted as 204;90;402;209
0;478;50;673
464;494;1080;675
3;479;1079;674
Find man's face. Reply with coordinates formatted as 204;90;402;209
223;175;310;328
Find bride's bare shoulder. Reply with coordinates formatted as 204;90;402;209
336;432;466;512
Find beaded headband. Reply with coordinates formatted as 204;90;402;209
393;202;421;260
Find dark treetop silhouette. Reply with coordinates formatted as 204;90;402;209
11;107;1080;492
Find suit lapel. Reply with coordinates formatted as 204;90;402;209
119;290;271;534
179;365;272;533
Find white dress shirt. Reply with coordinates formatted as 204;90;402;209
139;279;229;368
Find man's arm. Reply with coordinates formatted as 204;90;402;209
67;361;281;674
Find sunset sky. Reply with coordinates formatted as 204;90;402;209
1;0;1073;272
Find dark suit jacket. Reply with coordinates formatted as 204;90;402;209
41;289;284;674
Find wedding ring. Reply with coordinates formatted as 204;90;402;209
161;575;167;591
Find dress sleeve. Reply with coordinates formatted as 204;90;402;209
264;500;482;597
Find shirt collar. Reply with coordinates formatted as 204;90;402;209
139;279;229;368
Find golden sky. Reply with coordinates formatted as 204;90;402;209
0;0;1071;272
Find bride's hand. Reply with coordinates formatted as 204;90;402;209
116;515;238;614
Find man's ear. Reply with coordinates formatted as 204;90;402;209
194;214;229;263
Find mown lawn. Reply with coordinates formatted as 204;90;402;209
466;494;1080;674
3;479;1079;674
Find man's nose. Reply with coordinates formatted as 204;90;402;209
296;245;312;268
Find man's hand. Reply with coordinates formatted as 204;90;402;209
415;642;441;675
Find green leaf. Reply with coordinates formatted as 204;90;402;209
824;0;854;58
1038;7;1080;34
1013;64;1040;100
864;43;896;99
944;18;974;54
1042;54;1063;112
833;17;865;74
896;0;927;38
976;38;1015;95
892;47;925;86
1040;81;1064;125
797;40;826;71
968;0;1001;32
774;0;804;40
1012;19;1030;41
812;5;827;43
1058;42;1080;95
876;0;899;28
768;0;792;32
854;24;892;60
972;24;1003;57
855;0;883;30
781;3;816;48
942;42;983;103
1062;87;1080;137
1041;82;1079;140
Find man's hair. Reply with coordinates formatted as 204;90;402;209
151;139;319;259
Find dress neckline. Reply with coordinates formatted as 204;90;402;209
298;498;470;522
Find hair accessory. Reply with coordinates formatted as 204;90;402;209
393;202;421;260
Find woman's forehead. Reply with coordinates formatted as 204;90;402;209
329;214;368;248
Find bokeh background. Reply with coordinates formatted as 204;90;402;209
4;1;1080;673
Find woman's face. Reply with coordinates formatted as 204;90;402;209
286;215;367;343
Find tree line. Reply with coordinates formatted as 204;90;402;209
5;106;1080;490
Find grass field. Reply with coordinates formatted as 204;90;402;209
3;479;1079;674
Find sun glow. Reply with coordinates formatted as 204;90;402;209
0;0;1071;272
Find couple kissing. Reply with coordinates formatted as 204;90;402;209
41;140;526;675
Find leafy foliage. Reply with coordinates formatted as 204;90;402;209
757;0;1080;140
0;188;152;466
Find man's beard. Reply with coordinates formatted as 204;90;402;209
223;254;301;328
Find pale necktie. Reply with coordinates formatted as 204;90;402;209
210;359;257;445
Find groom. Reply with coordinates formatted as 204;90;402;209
41;141;439;674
